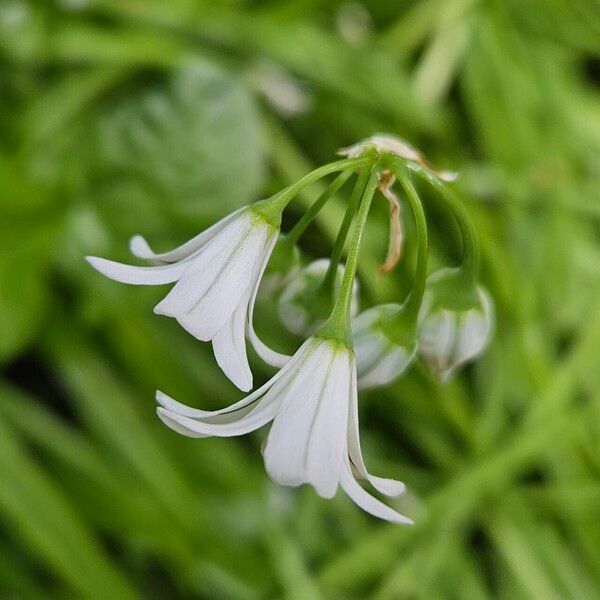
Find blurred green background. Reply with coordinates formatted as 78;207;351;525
1;0;600;598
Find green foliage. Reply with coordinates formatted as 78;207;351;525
0;0;599;598
95;61;266;230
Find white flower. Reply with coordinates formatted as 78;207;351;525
353;304;417;389
339;134;457;182
418;270;494;382
278;259;359;336
156;337;412;524
87;206;289;391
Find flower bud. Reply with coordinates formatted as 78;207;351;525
353;304;417;389
279;259;359;336
418;269;493;381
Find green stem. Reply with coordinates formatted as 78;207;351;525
285;169;354;246
253;156;373;226
320;165;372;295
413;167;478;285
394;165;428;324
318;167;380;345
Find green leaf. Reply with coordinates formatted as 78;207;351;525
266;520;325;600
0;537;48;600
0;257;45;362
45;328;200;525
95;60;266;234
0;416;137;599
0;190;58;362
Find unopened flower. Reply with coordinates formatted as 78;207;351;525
87;206;285;391
353;304;417;389
278;259;359;336
418;269;493;381
157;337;412;524
339;134;457;182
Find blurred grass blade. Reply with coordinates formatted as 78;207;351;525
43;324;203;534
0;416;137;599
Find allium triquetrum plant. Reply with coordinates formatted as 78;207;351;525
88;135;493;522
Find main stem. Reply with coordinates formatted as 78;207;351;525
318;167;380;346
285;169;354;246
415;169;478;285
394;165;428;323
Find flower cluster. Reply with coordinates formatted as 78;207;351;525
88;135;493;523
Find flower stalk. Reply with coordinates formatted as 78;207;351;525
319;164;372;296
392;162;428;326
318;166;380;346
414;169;478;287
285;169;354;246
253;156;373;225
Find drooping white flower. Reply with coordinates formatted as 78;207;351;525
339;134;457;182
156;337;412;524
418;269;494;382
87;206;289;391
353;304;417;389
278;259;359;336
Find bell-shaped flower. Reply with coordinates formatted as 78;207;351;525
156;337;412;524
87;206;288;392
418;269;494;381
353;304;417;389
278;259;359;336
339;134;457;182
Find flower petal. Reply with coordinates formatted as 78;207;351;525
211;292;254;391
347;362;406;497
419;308;456;375
175;225;269;341
157;397;278;438
153;212;253;318
155;339;313;419
129;207;247;263
156;410;212;439
354;305;416;389
263;341;332;489
340;458;413;524
263;341;349;498
355;334;388;380
157;342;315;438
247;235;292;368
86;256;189;285
358;345;415;390
455;288;493;366
304;348;351;497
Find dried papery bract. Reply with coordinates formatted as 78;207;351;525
377;170;404;273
